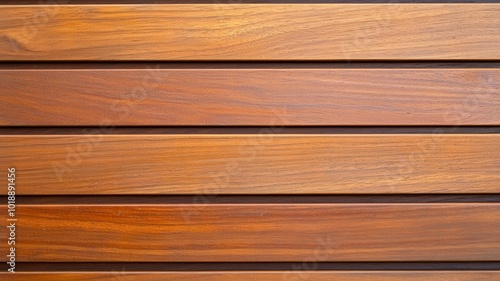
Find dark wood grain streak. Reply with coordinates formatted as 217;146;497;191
1;135;499;194
1;204;499;262
1;69;499;125
1;4;500;60
1;271;500;281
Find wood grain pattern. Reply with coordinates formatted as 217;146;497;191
1;135;499;195
0;0;499;274
2;271;500;281
1;4;499;60
1;69;499;126
2;204;499;262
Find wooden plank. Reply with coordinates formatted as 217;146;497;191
1;4;499;60
2;135;499;194
2;204;499;261
2;271;500;281
1;69;499;126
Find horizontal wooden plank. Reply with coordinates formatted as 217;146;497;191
2;204;500;261
2;271;500;281
0;4;499;60
1;69;499;126
2;135;499;194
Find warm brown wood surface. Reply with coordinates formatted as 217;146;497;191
2;204;499;262
1;69;499;126
1;135;498;194
0;0;499;277
1;4;499;60
2;271;500;281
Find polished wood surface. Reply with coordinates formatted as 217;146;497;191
2;271;500;281
1;69;499;126
1;4;499;60
1;203;499;262
1;1;499;277
1;135;499;194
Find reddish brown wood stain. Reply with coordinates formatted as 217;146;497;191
1;204;500;262
1;135;499;194
0;69;499;126
0;2;499;279
0;4;499;60
1;271;500;281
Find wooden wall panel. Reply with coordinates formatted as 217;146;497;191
1;135;499;194
1;204;499;262
1;4;499;61
2;271;500;281
1;1;499;277
1;69;499;126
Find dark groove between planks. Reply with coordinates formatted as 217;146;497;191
2;61;500;69
11;195;500;204
2;126;500;135
6;262;500;272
